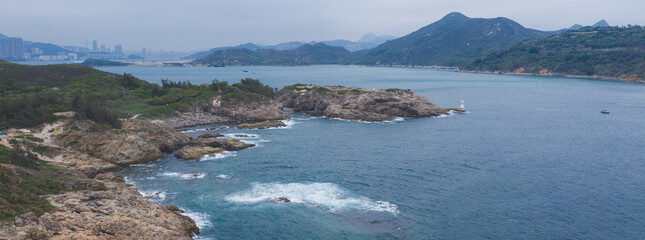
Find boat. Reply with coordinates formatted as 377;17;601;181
600;110;610;114
243;70;248;72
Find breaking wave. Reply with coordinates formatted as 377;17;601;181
224;182;398;214
161;172;207;180
200;151;237;161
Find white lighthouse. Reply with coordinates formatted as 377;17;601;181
459;100;465;111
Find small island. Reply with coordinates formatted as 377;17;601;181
80;58;129;67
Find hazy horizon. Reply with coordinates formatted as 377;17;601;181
2;0;644;52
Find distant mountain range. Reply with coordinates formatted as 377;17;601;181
353;12;551;66
461;26;645;81
195;12;553;67
183;33;394;60
550;19;611;33
193;43;352;66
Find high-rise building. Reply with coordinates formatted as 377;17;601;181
92;40;97;51
0;37;25;60
114;45;122;54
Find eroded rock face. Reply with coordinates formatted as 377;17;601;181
53;119;191;166
0;173;199;240
277;85;462;121
163;95;289;129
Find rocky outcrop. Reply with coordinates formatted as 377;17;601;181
174;133;255;160
162;95;289;129
175;146;224;160
237;120;286;129
277;85;463;121
52;119;191;166
0;173;199;240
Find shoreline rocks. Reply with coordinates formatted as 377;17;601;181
237;120;286;129
174;133;255;161
277;85;464;121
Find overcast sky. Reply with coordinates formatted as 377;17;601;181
1;0;643;52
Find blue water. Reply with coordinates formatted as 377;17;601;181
106;66;645;239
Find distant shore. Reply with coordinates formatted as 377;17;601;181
458;69;645;84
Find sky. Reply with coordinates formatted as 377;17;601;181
1;0;644;52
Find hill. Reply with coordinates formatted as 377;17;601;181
354;12;551;66
194;43;352;66
460;26;645;81
80;58;129;66
0;61;282;129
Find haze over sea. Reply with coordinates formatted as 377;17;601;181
96;65;645;239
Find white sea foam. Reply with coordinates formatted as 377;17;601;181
161;172;207;180
223;133;261;139
140;190;166;202
181;210;212;229
436;110;465;118
266;119;296;129
180;128;209;133
225;182;399;214
200;151;237;161
217;174;230;179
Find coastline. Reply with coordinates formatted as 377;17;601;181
458;69;645;84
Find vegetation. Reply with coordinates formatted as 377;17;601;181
0;144;106;222
461;26;645;80
0;61;278;128
80;58;129;67
194;43;354;66
193;12;551;67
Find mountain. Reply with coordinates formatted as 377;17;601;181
460;26;645;81
0;33;7;39
24;41;72;55
354;12;551;66
185;34;394;59
592;19;610;27
569;24;584;31
193;43;352;66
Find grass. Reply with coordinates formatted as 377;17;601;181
14;135;44;143
0;144;106;223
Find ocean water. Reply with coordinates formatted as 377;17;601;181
108;65;645;239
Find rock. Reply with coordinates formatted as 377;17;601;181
277;85;462;121
234;134;250;138
0;172;198;239
237;120;286;129
161;95;289;128
53;119;191;166
197;133;223;138
277;197;291;203
189;137;254;151
174;146;224;160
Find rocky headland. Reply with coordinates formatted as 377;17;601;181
161;95;288;129
277;84;463;121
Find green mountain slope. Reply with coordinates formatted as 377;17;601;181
355;12;551;66
460;26;645;80
194;43;352;66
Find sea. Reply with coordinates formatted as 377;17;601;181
91;65;645;239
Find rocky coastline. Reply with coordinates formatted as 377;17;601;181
277;84;463;121
0;83;460;239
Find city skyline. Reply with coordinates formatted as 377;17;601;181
1;0;645;52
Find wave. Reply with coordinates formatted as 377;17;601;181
223;133;261;139
200;151;237;161
161;172;207;180
435;110;468;118
225;182;399;214
139;190;166;203
181;210;212;229
217;174;230;179
266;119;296;129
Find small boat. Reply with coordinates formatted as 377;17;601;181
600;110;610;114
243;70;248;72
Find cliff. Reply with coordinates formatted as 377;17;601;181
277;85;462;121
